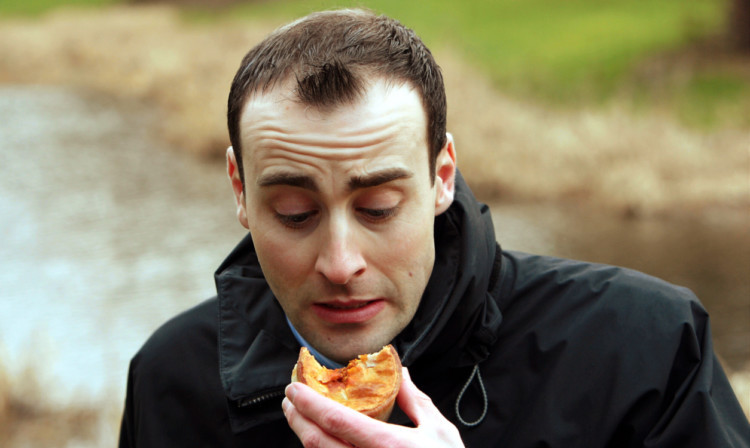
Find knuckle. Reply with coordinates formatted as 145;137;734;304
299;429;322;448
415;390;434;407
442;424;462;440
431;421;462;445
319;407;349;433
375;433;401;448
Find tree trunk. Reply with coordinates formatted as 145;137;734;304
728;0;750;52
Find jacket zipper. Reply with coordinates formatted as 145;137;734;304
236;388;287;408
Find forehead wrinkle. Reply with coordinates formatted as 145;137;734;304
251;150;328;180
240;92;425;155
239;80;429;184
246;118;413;162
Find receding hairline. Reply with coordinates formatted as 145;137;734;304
240;74;423;118
234;8;383;102
237;77;429;156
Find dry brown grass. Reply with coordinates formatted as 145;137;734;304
0;360;120;447
729;365;750;421
0;5;747;216
444;50;750;216
0;5;280;157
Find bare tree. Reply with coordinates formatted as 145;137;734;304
728;0;750;52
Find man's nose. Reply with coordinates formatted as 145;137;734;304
314;217;366;285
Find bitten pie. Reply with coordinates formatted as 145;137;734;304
291;344;402;421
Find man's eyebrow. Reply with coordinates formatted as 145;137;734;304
257;172;318;191
348;168;413;191
256;168;412;192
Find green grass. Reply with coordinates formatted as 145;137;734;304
0;0;120;16
204;0;728;103
677;72;750;128
195;0;745;129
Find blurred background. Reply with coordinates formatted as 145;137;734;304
0;0;747;445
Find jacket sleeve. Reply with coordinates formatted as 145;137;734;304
641;301;749;447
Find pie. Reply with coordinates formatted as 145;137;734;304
291;344;402;421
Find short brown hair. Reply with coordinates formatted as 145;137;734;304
227;9;446;186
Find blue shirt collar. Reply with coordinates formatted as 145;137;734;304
286;317;344;369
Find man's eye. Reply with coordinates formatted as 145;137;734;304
358;207;398;222
276;211;317;228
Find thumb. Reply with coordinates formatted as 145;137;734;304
396;367;441;427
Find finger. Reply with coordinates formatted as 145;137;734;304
395;367;441;427
282;396;353;448
396;369;465;445
286;383;400;448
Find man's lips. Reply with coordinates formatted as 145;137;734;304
312;299;385;324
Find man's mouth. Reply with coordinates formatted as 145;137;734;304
319;301;373;310
313;299;385;324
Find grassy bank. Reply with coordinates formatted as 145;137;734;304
198;0;748;130
2;0;746;130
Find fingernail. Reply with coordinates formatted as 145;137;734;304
281;398;291;416
285;383;297;402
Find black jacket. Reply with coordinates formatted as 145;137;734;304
120;174;749;447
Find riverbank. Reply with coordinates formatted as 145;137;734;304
0;5;747;216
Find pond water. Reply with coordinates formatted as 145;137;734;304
0;86;747;409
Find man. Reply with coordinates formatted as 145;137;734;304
119;9;750;447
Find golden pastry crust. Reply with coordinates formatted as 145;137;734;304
291;345;402;421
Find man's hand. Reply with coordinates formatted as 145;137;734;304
282;368;465;448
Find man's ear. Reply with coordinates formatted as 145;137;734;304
434;132;457;216
226;146;249;229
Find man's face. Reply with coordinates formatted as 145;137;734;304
229;79;455;363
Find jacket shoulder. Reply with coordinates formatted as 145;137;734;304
500;250;703;326
134;297;219;368
121;298;229;446
498;250;710;367
486;252;750;447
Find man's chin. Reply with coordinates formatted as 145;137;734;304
298;318;405;364
316;338;393;365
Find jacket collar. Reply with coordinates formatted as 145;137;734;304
214;171;502;432
395;171;502;367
